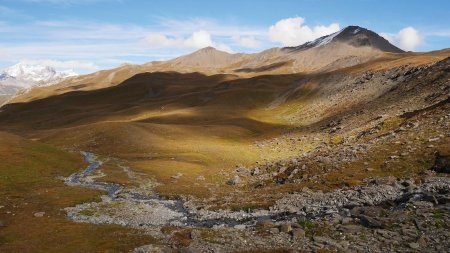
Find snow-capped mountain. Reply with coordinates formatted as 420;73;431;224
0;62;77;96
284;26;404;53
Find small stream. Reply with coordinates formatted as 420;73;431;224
64;152;284;229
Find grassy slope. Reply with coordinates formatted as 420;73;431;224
0;52;448;209
0;132;155;253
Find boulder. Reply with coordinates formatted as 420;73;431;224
431;153;450;173
359;215;385;228
227;175;241;185
291;228;305;238
256;219;274;228
280;223;292;233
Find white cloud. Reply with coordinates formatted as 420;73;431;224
233;36;261;48
20;59;99;72
145;31;214;49
156;17;266;37
19;0;115;4
381;27;424;51
184;31;214;48
425;30;450;37
398;27;423;51
145;33;180;47
144;30;234;53
268;17;340;47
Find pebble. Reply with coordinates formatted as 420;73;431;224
269;227;280;234
408;242;420;249
34;212;45;217
234;224;246;230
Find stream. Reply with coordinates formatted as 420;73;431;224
63;152;283;229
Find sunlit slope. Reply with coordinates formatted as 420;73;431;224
0;52;449;202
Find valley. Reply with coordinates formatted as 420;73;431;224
0;25;449;252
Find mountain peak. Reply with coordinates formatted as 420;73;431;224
192;46;232;55
169;46;242;68
0;62;78;95
284;25;404;53
199;46;218;51
1;62;77;83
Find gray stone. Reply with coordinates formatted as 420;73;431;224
234;224;246;230
359;215;384;228
291;228;305;238
34;212;45;217
227;175;241;185
269;227;280;234
280;223;292;233
408;242;420;249
338;224;362;233
256;219;274;228
341;217;353;224
171;173;183;180
251;167;260;176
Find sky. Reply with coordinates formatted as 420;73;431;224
0;0;449;73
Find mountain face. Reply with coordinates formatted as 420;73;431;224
167;46;248;68
6;26;405;104
284;26;404;53
0;62;77;96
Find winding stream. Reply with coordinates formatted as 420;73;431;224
63;152;280;229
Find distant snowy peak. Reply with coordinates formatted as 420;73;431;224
0;62;78;96
284;26;404;53
0;62;77;83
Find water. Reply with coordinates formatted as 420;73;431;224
63;152;297;229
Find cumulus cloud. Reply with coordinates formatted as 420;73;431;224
20;59;99;72
381;27;424;51
268;17;340;47
232;36;261;48
145;30;234;53
184;31;214;48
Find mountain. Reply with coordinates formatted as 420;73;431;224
238;25;404;73
166;46;249;68
1;63;77;83
285;26;404;53
0;62;77;97
1;23;450;253
6;26;405;104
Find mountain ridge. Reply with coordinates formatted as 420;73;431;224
0;62;77;98
4;25;416;104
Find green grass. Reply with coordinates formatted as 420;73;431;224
0;132;155;253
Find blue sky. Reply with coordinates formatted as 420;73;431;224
0;0;449;73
